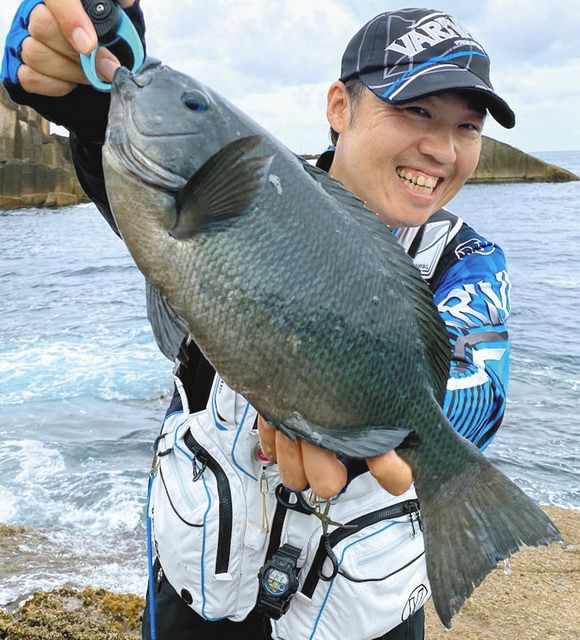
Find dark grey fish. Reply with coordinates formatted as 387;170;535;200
102;59;561;628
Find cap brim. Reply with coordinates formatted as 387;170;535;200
360;67;515;129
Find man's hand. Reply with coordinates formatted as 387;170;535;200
16;0;136;96
257;416;413;499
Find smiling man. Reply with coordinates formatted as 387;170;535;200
3;4;514;640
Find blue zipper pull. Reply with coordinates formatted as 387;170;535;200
80;0;144;92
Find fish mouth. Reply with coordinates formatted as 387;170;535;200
106;63;190;192
107;125;188;191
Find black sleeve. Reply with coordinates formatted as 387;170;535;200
69;132;119;234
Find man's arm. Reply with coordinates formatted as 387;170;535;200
435;240;511;450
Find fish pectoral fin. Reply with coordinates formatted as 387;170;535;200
170;135;274;239
271;412;411;459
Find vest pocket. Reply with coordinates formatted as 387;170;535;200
272;499;429;640
151;416;248;620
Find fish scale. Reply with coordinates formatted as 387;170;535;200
102;59;561;629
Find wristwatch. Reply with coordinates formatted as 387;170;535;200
257;544;301;619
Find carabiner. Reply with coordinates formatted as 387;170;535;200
80;0;144;92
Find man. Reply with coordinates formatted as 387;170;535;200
3;4;512;639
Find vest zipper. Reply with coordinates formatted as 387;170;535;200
184;431;233;574
301;498;420;598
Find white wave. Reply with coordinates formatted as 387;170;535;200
0;486;18;522
0;338;170;405
0;440;65;483
544;276;580;289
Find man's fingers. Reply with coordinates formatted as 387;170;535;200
276;432;308;491
301;441;347;500
21;37;87;85
366;450;413;496
257;416;277;463
28;3;79;62
17;65;75;97
44;0;97;54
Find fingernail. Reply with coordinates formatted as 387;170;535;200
97;58;120;82
72;27;94;54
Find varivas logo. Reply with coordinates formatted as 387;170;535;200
386;15;480;57
402;584;429;620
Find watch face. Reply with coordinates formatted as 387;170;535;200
263;567;289;596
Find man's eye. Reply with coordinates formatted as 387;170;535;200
405;106;430;117
460;123;481;132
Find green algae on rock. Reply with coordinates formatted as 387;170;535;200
0;587;143;640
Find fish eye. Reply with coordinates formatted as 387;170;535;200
182;90;209;113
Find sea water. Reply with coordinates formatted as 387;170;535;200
0;151;578;604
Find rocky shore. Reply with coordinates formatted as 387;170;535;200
0;85;86;210
469;137;579;184
0;506;577;639
1;83;578;213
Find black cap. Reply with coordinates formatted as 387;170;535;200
340;8;515;128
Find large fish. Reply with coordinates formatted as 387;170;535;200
102;59;561;627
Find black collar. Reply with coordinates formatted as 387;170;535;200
316;148;335;172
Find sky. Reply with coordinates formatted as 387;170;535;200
1;0;579;154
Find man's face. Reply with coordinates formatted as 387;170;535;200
328;88;484;228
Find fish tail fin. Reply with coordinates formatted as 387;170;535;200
408;434;562;629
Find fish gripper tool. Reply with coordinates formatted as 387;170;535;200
80;0;144;92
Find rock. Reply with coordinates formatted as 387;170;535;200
302;138;578;184
425;505;580;639
0;587;142;639
471;136;578;183
0;85;87;210
2;84;578;213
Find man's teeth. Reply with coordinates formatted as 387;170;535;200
397;169;438;192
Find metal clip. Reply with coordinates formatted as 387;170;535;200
192;454;207;482
150;454;159;478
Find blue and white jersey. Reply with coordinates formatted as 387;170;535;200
434;227;510;450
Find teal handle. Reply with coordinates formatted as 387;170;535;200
80;10;144;92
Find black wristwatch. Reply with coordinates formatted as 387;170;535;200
256;544;301;619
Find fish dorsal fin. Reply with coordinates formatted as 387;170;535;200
171;135;273;238
302;160;451;405
302;161;392;244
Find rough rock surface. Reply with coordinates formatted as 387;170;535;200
0;85;87;210
425;505;579;640
471;136;578;183
0;507;577;639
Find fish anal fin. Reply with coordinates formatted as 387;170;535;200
269;412;411;459
170;135;273;238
